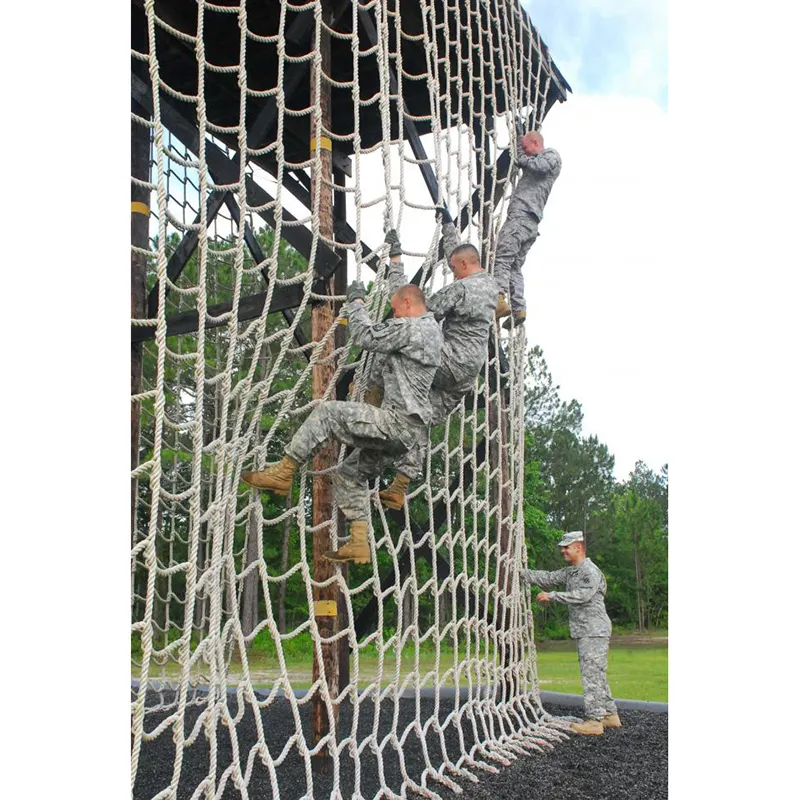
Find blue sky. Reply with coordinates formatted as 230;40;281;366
523;0;668;109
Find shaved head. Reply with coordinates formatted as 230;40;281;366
451;243;480;264
520;129;545;156
391;283;427;317
393;283;426;306
527;130;544;148
448;242;484;280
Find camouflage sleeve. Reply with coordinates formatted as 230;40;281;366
385;258;407;296
442;220;460;263
347;301;413;354
426;280;463;322
520;568;569;590
516;146;562;177
549;568;602;605
415;221;462;290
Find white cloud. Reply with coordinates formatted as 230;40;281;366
530;93;670;477
524;0;668;106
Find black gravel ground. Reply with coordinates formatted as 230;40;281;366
133;694;666;799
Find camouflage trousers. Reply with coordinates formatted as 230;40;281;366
576;637;617;721
366;357;469;480
493;212;539;313
285;400;426;521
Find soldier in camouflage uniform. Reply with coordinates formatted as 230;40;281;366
241;281;442;564
361;210;498;509
494;129;562;326
521;530;621;736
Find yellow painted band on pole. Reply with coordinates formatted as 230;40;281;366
314;600;338;617
131;202;150;216
310;136;333;152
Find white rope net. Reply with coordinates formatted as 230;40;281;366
131;1;571;797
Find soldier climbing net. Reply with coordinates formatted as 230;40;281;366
131;1;571;798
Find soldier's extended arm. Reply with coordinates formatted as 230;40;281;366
384;229;408;296
515;140;562;177
347;299;414;354
416;212;460;289
441;219;460;263
548;568;602;605
520;568;569;590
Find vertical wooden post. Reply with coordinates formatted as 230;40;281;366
310;0;339;775
131;108;150;548
333;165;351;691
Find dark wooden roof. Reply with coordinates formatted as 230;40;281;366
132;0;570;166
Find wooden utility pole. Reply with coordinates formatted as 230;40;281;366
131;109;150;548
333;165;350;691
310;0;339;775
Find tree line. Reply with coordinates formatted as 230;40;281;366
522;346;668;637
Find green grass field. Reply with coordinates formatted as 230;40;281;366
136;635;667;702
535;642;667;702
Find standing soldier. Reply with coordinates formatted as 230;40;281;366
241;281;442;564
522;531;622;735
494;129;561;326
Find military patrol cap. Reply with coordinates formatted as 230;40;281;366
557;531;584;547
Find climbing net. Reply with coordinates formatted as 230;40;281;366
131;1;570;797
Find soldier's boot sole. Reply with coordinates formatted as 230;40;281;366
322;547;370;565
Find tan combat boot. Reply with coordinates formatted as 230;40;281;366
570;719;604;736
348;382;383;407
240;455;299;496
495;293;511;319
602;713;622;728
502;311;526;331
323;520;371;564
379;473;410;510
363;384;384;407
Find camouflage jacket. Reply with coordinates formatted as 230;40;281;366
347;300;442;424
521;558;612;638
386;222;497;389
508;143;562;221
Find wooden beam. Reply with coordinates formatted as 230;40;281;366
130;284;307;344
357;6;440;204
134;0;352;317
131;73;342;279
145;190;228;319
253;155;384;279
221;192;311;357
131;0;352;177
